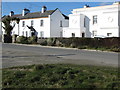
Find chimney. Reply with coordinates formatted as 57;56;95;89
22;8;30;16
41;6;47;13
9;11;14;16
84;4;90;8
113;1;120;5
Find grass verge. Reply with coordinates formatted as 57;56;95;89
2;64;119;89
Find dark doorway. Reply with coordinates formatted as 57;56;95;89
31;32;35;36
82;33;85;37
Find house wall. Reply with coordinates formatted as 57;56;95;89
3;9;68;38
118;6;120;37
18;18;50;38
63;4;119;38
50;9;69;37
63;28;80;37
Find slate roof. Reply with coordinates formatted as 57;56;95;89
2;9;69;20
19;10;55;19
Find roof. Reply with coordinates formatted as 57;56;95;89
19;10;55;19
2;8;69;20
73;3;119;12
62;14;69;19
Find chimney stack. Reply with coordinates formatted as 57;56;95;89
22;8;30;16
41;6;47;13
9;11;14;16
84;4;90;8
113;1;120;5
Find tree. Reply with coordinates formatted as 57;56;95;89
2;16;20;36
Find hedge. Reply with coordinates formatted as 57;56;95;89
38;37;120;52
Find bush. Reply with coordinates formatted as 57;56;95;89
55;40;63;46
2;34;12;43
39;37;120;52
28;36;37;44
47;38;56;46
38;39;47;46
16;36;28;44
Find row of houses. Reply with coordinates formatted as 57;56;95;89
2;2;120;38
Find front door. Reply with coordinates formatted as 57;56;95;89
40;31;44;38
82;32;85;38
31;31;35;36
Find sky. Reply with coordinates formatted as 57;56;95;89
2;2;114;16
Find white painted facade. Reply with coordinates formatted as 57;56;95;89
63;2;120;38
2;7;69;38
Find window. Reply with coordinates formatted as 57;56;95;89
84;17;86;27
82;32;85;37
40;31;44;38
22;21;25;27
26;31;28;37
93;15;97;24
72;33;75;37
31;20;34;26
92;31;97;36
22;31;24;36
60;31;62;37
40;20;44;26
60;21;62;27
107;33;112;36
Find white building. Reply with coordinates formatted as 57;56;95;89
63;2;120;38
2;6;69;38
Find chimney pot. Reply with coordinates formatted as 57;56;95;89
41;6;47;13
22;8;30;16
84;4;90;8
9;11;14;16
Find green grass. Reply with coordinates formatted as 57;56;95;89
2;64;120;89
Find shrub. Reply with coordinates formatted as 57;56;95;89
38;39;47;46
55;40;63;46
16;36;28;44
47;38;56;46
28;36;37;44
3;34;12;43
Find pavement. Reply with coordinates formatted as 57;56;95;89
2;43;119;68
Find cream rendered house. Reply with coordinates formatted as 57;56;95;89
63;2;120;38
2;6;69;38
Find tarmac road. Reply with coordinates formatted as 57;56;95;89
2;43;119;68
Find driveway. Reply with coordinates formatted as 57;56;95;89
2;43;119;68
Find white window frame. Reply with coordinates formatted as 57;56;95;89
26;31;28;37
40;31;44;38
92;30;97;36
60;20;62;27
22;31;24;36
72;33;75;37
84;17;86;27
93;15;97;24
22;21;25;27
31;20;34;26
40;20;44;27
107;33;112;37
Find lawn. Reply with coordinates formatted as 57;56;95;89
2;64;119;89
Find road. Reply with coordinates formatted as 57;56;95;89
2;43;119;68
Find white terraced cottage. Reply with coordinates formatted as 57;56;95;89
2;6;69;38
63;2;120;38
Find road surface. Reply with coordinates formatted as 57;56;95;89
2;43;119;68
